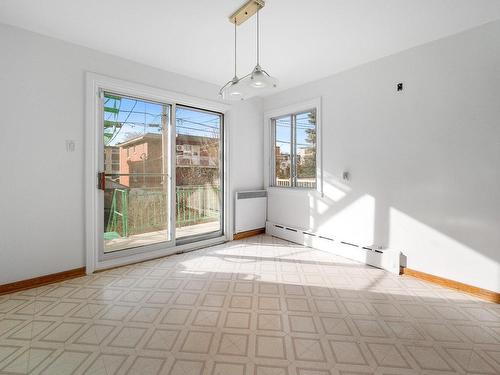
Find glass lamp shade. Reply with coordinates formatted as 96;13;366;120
220;77;245;101
248;66;278;89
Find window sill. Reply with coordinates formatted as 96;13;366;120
266;186;321;194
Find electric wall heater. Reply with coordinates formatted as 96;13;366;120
234;190;267;234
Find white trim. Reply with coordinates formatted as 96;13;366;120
86;72;230;114
224;110;233;241
263;97;323;194
169;104;177;242
85;72;230;274
85;75;99;274
94;236;227;272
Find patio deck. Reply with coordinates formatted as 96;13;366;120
104;221;221;253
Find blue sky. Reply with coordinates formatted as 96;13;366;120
103;94;314;153
104;94;220;146
275;112;315;155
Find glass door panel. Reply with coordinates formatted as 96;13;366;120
175;106;223;239
102;92;172;253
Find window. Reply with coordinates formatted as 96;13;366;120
271;109;317;188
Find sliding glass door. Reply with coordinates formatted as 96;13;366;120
175;106;223;240
101;92;173;254
98;93;223;257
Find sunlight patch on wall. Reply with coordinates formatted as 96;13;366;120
322;173;351;202
315;194;375;246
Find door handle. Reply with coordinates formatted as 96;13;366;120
97;172;106;190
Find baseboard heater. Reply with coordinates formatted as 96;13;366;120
266;221;401;274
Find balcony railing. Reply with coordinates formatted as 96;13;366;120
275;178;316;188
176;155;218;167
105;185;220;237
176;185;220;227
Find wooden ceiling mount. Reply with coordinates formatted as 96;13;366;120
229;0;265;25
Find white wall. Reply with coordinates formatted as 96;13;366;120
0;24;263;284
227;97;265;235
263;21;500;292
228;97;265;193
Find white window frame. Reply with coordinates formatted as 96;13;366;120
85;72;231;274
264;97;322;193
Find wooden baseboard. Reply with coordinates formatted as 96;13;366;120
0;267;86;296
400;267;500;303
233;228;265;240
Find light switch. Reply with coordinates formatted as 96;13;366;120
66;140;76;152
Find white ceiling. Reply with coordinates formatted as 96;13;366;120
1;0;500;92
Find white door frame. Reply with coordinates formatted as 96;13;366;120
85;72;231;274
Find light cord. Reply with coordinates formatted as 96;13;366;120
234;18;237;77
256;10;260;65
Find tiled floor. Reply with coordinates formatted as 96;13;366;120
0;235;499;375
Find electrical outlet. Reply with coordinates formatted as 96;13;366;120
342;171;350;182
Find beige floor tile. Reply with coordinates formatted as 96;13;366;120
39;350;91;375
288;315;317;334
292;338;326;362
39;322;84;343
162;308;191;325
225;312;251;329
255;365;289;375
82;353;127;374
100;305;134;321
1;235;499;375
109;327;148;348
218;333;249;356
75;324;115;345
181;331;214;354
126;356;166;375
169;359;204;375
367;342;411;369
144;329;180;351
258;314;283;331
211;361;246;375
258;297;281;311
404;345;454;371
256;335;286;359
193;310;221;327
130;306;162;323
320;317;353;336
0;347;54;374
329;340;368;365
230;295;253;309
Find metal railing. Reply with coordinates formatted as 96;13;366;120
176;185;220;227
106;189;128;237
275;178;316;188
105;185;220;237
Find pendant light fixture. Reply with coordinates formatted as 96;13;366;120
247;9;278;89
219;0;278;100
219;19;244;100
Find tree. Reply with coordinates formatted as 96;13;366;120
297;112;316;179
